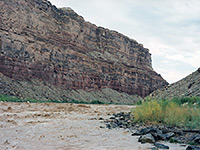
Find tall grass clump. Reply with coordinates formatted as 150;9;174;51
134;100;164;123
164;102;190;127
132;97;200;129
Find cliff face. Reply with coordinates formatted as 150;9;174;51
0;0;168;98
148;68;200;99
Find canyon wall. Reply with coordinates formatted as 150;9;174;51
0;0;168;98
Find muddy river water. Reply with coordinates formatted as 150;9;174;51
0;102;186;150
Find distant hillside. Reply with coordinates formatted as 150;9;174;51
148;68;200;99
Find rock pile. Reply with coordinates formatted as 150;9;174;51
103;112;200;150
104;112;135;129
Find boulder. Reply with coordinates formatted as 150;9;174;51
138;133;156;144
186;146;200;150
154;143;169;149
152;132;174;141
132;127;156;136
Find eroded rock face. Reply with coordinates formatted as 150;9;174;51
0;0;168;98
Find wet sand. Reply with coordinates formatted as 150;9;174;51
0;102;186;150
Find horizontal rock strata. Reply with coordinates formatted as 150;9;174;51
0;72;142;104
0;0;168;100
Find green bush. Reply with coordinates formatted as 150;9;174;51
132;98;200;129
90;100;104;104
69;99;105;105
136;99;143;105
133;100;164;123
164;102;190;126
171;97;200;107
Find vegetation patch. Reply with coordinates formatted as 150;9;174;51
0;94;52;103
68;99;105;104
0;94;106;105
133;97;200;129
0;94;135;105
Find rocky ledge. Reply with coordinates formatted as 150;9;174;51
0;0;167;101
102;112;200;150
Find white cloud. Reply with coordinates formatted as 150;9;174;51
49;0;200;83
157;68;189;83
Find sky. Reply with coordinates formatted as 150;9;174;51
49;0;200;83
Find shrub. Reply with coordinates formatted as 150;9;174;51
136;99;143;105
133;100;163;123
132;98;200;129
164;102;190;126
171;97;200;107
68;99;105;105
90;100;104;104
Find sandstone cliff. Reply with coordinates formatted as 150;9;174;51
0;0;168;102
148;68;200;99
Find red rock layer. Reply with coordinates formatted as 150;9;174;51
0;0;168;97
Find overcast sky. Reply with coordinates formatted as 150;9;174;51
49;0;200;83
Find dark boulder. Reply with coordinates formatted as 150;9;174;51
132;127;156;136
154;143;169;149
152;132;175;141
138;133;156;144
186;145;200;150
